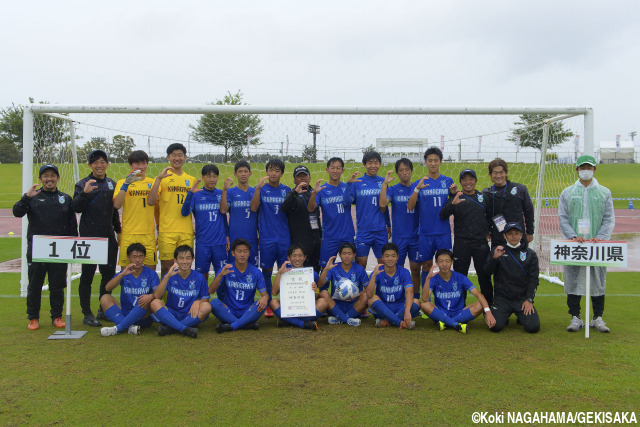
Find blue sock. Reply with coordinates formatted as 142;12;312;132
346;305;361;319
104;305;123;324
210;299;238;324
181;314;207;327
394;302;421;320
154;307;186;332
314;309;323;320
429;307;457;328
452;308;475;324
115;306;146;333
371;300;403;327
231;301;265;330
421;271;429;292
274;307;304;328
262;270;273;301
329;305;350;323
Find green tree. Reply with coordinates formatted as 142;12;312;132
190;91;263;163
508;114;574;150
301;143;317;162
110;135;135;162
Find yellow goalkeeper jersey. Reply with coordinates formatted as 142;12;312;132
157;171;195;234
114;177;156;235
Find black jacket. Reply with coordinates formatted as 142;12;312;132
439;190;488;241
72;173;121;238
13;188;78;259
483;180;534;244
281;188;322;245
484;242;538;302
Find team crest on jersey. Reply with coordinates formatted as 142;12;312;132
511;187;517;195
394;276;399;285
441;181;447;188
281;189;286;197
185;179;190;187
147;183;152;189
351;274;356;282
216;194;222;201
189;280;195;289
141;278;147;286
478;194;484;202
520;251;527;261
377;182;382;188
58;195;65;204
452;281;458;291
107;181;114;190
246;273;252;283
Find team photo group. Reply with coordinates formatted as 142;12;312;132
14;142;614;337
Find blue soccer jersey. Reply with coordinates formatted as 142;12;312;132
323;262;370;294
227;186;258;243
165;270;210;317
387;182;419;239
347;174;387;233
220;263;267;312
374;266;413;303
315;182;355;242
429;270;475;313
415;174;454;235
258;183;291;243
117;267;159;313
182;188;226;246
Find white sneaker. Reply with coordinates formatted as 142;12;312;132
566;316;584;332
128;325;141;335
402;320;416;330
100;326;117;337
327;316;342;325
346;318;361;327
590;317;610;333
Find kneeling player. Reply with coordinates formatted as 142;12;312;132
366;243;420;329
209;239;269;333
150;245;211;338
420;249;495;333
270;244;327;330
100;243;158;336
317;242;368;326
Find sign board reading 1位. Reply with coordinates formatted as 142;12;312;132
32;236;109;340
550;240;627;339
279;267;317;318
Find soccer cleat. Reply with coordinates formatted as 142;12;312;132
244;322;260;330
128;325;141;335
157;325;175;336
400;320;415;330
566;316;584;332
346;318;361;327
455;323;467;334
28;319;39;330
265;307;274;318
375;318;389;328
590;317;610;333
277;319;293;327
303;320;318;331
83;314;102;327
438;321;446;331
420;310;429;320
52;317;66;328
182;327;198;338
327;316;342;325
216;323;234;334
100;326;118;337
96;308;107;321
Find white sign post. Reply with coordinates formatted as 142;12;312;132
279;267;316;318
33;235;109;340
550;240;627;338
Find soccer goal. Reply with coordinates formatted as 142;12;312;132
20;104;594;296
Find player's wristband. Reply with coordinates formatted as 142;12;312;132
120;183;130;192
484;306;491;313
414;188;420;193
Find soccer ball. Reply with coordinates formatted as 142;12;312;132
333;278;360;301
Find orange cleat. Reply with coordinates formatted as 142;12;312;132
265;307;274;318
28;319;40;330
52;317;66;328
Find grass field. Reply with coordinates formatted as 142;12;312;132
1;162;639;209
0;237;20;262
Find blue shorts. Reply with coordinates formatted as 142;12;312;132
393;236;420;265
370;301;406;319
431;307;465;324
319;237;354;268
167;306;190;322
355;230;388;258
416;233;452;263
195;244;228;276
259;240;289;269
121;306;153;328
334;299;358;315
228;239;259;267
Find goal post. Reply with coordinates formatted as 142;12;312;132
20;104;593;296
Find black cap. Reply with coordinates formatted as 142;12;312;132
504;222;523;233
459;168;477;181
88;149;108;164
293;165;310;177
38;164;59;177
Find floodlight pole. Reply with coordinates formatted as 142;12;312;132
308;124;320;163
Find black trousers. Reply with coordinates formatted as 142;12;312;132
27;261;67;320
490;294;540;333
292;234;322;273
78;235;118;315
567;294;605;318
453;237;492;306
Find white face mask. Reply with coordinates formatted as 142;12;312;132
506;241;521;249
578;170;594;181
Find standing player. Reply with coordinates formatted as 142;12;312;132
99;243;158;337
250;159;291;317
181;164;228;298
270;244;327;330
439;169;493;306
407;147;456;290
148;143;196;278
221;160;258;266
308;157;355;269
72;149;121;326
150;245;211;338
420;249;495;333
317;242;368;327
113;150;157;271
346;151;391;269
379;158;421;293
209;238;269;333
366;243;420;329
